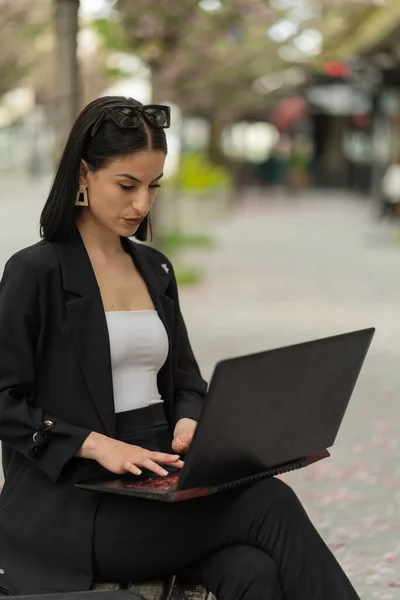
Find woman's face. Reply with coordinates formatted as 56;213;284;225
80;150;166;237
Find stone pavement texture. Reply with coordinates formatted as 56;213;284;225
178;190;400;600
0;179;399;598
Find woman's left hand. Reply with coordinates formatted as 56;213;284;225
172;418;197;454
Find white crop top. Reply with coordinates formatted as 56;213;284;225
105;310;169;413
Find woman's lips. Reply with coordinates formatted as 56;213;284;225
123;218;141;226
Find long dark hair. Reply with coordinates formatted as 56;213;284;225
40;96;168;242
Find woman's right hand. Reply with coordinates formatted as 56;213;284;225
76;431;184;477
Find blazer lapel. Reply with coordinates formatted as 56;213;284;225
53;236;116;438
122;239;173;329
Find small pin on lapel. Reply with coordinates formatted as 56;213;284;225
161;263;169;274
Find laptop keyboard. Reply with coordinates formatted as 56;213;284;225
125;472;180;492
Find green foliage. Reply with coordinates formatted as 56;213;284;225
158;230;213;255
91;17;127;52
391;230;400;246
103;65;131;80
178;152;233;191
174;265;203;286
96;0;282;122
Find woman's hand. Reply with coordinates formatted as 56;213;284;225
172;418;198;454
77;432;184;477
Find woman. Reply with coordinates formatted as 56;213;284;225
0;96;361;599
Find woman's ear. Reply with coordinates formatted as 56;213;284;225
79;159;90;186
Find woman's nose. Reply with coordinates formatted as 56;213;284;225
132;189;150;216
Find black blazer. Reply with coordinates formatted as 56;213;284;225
0;234;207;595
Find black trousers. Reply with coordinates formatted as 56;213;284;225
93;405;361;600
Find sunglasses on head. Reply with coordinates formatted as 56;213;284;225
90;104;171;138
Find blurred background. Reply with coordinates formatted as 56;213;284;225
1;0;400;597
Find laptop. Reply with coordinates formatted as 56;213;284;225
75;327;375;502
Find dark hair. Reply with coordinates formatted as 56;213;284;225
40;96;168;242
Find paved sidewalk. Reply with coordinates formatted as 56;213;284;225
178;190;400;599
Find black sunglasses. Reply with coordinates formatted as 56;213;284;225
90;104;171;138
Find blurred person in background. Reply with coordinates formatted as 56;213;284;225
286;134;313;195
0;96;362;600
254;135;292;193
379;156;400;219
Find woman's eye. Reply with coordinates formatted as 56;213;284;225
119;184;161;190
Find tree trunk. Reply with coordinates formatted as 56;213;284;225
54;0;80;151
149;65;164;244
207;116;225;167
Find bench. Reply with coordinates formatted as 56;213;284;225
92;578;214;600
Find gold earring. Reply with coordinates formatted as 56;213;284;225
75;185;89;207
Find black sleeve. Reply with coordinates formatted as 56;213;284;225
0;254;92;483
167;260;208;425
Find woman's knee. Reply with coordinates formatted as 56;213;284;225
226;545;279;578
217;546;283;599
